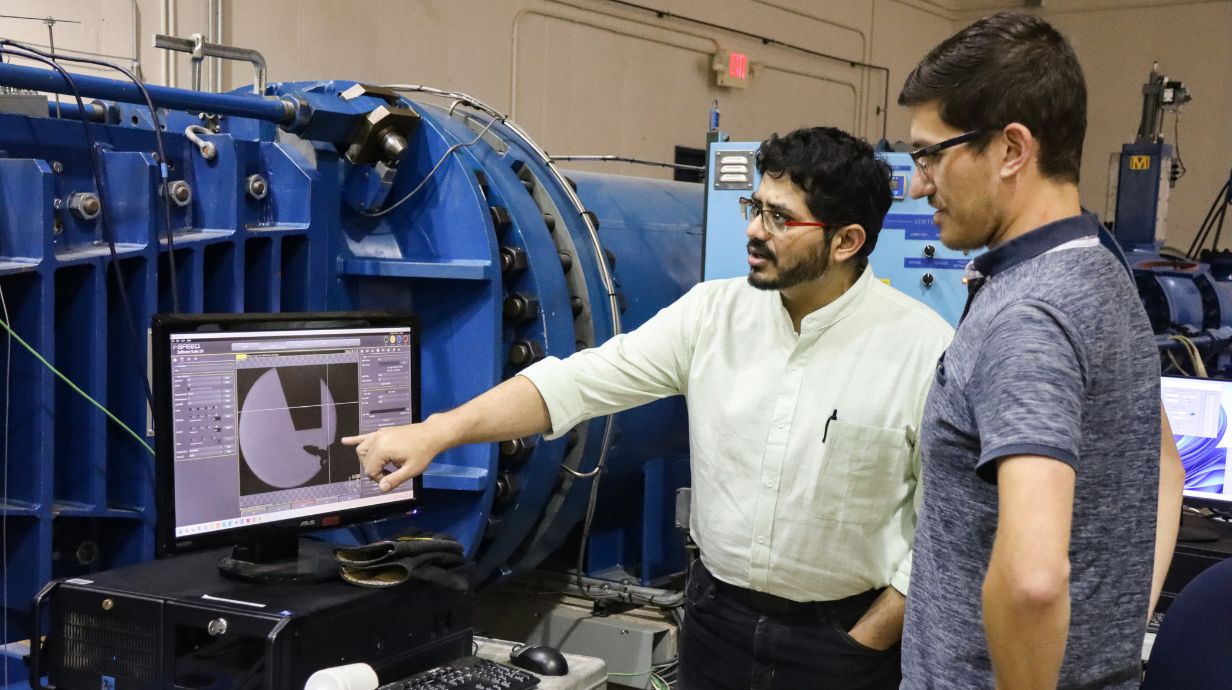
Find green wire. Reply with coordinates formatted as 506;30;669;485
0;316;154;456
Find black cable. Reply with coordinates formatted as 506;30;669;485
1199;180;1232;256
1172;112;1187;182
572;464;683;610
1195;189;1226;256
1186;179;1230;258
602;0;891;141
1209;193;1229;254
0;46;158;420
0;39;180;314
1201;334;1232;370
574;467;612;602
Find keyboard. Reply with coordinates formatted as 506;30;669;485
377;656;541;690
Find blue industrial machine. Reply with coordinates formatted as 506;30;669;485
0;52;702;662
1107;66;1232;374
1113;64;1189;253
703;142;973;326
874;153;975;326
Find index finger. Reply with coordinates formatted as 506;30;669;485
341;432;371;446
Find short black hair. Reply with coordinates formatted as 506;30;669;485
755;126;892;259
898;11;1086;184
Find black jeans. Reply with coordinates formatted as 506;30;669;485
678;562;901;690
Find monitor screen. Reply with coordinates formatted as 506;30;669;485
1161;375;1232;506
152;312;421;574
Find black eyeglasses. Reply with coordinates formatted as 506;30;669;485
909;130;983;179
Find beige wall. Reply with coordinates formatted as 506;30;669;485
0;0;1226;245
0;0;952;178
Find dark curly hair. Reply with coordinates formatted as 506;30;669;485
898;11;1086;184
755;127;893;260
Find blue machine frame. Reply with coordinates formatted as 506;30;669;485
0;64;702;666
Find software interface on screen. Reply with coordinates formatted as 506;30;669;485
1162;376;1232;504
169;326;415;538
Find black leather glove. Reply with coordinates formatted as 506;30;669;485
334;532;470;590
333;532;463;567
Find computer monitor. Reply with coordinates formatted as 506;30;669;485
1161;376;1232;508
152;312;421;582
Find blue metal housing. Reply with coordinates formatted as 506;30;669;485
0;67;703;664
1114;141;1173;252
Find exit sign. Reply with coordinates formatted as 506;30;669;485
714;50;750;89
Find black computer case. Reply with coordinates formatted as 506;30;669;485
32;548;471;689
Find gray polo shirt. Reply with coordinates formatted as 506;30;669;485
902;213;1160;689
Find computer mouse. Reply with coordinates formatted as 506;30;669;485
509;644;569;676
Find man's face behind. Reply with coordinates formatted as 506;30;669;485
745;173;832;291
907;102;1001;251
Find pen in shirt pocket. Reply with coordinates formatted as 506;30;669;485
822;409;838;442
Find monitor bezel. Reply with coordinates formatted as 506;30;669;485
1162;374;1232;509
151;311;422;558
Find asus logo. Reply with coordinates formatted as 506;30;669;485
299;520;316;527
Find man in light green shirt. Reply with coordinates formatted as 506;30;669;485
344;127;952;689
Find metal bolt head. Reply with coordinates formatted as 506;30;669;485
380;130;408;161
509;339;544;366
101;598;114;611
246;174;269;200
499;246;528;276
69;192;102;220
52;198;63;210
167;180;192;207
51;161;63;174
207;618;228;636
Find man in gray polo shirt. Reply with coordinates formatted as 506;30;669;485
896;12;1186;690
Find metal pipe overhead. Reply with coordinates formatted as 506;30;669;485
0;60;293;124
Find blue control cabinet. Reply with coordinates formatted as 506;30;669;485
702;141;759;281
873;152;976;326
1113;141;1173;252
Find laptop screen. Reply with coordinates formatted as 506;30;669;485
1162;376;1232;506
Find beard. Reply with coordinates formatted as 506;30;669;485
747;236;831;291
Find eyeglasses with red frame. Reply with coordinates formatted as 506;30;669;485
738;196;827;236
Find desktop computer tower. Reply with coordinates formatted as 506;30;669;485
33;547;472;689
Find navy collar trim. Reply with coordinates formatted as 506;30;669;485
972;212;1100;277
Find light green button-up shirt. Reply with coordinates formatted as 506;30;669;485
520;268;953;601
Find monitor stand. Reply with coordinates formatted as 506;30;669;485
218;537;340;583
1177;512;1228;544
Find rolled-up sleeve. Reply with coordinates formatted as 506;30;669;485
519;284;703;439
